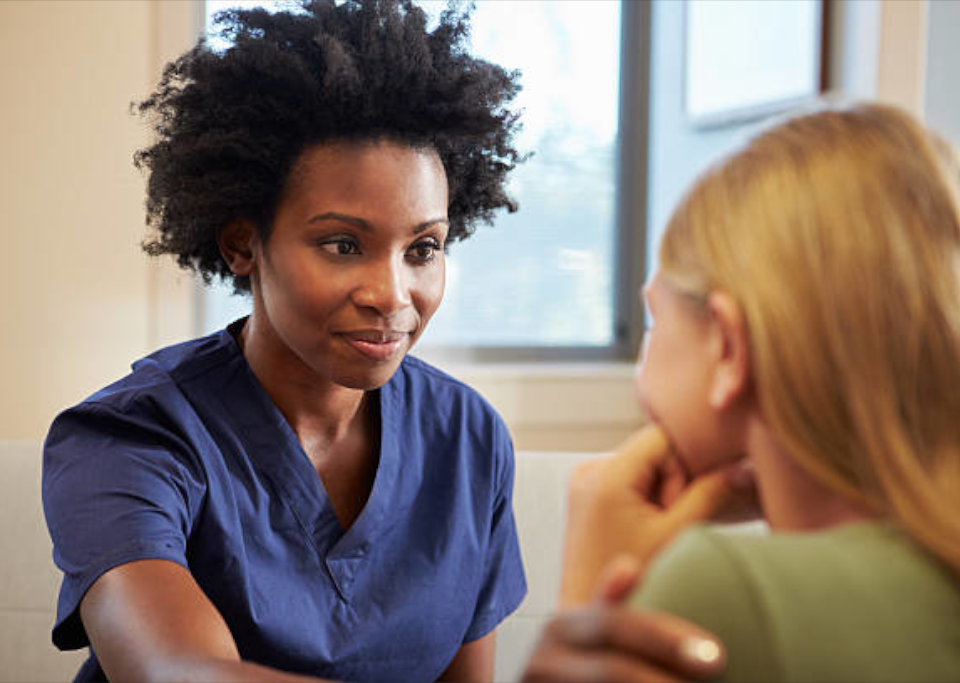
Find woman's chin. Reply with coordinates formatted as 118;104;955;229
328;360;406;392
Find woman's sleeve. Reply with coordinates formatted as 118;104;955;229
629;527;781;683
463;416;528;642
42;400;205;650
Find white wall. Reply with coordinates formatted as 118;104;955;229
1;1;152;439
0;0;198;440
875;0;928;115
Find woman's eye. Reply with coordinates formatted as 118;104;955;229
408;239;441;263
319;238;360;256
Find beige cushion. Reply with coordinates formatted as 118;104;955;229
495;451;596;682
0;441;88;683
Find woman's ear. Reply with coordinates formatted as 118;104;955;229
218;220;259;277
706;291;751;410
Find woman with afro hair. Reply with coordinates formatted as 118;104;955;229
41;1;728;681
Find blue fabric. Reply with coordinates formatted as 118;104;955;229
42;320;527;683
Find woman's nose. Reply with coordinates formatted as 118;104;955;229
352;258;412;316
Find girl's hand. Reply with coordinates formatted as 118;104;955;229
559;424;757;606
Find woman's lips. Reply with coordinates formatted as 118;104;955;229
339;331;408;361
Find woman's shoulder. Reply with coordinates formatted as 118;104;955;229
388;357;514;479
396;355;477;392
48;327;241;447
103;327;240;402
392;355;505;422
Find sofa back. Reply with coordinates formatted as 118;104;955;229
496;450;593;682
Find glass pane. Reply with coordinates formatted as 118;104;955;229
200;1;623;349
420;0;622;348
205;0;300;47
685;0;820;124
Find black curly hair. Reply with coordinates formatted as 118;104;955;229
135;0;523;292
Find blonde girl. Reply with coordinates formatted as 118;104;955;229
559;103;960;683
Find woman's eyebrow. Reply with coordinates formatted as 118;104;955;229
414;218;450;234
308;212;449;234
308;212;371;231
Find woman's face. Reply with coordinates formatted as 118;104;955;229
636;272;733;476
248;140;448;390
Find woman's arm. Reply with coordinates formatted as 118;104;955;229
437;631;495;683
80;559;322;683
522;605;725;683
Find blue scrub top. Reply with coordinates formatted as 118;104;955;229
43;320;527;682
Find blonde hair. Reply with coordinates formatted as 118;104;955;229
660;103;960;574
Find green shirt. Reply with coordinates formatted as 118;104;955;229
630;522;960;682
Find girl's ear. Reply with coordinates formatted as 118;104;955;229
218;220;259;276
706;291;751;410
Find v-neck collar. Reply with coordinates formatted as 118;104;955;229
211;322;407;598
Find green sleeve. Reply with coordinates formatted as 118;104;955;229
628;527;781;683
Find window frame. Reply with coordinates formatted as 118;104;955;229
421;0;652;363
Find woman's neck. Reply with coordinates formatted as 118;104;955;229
745;416;878;532
238;314;367;444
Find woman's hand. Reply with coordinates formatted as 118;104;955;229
560;424;757;606
523;558;725;683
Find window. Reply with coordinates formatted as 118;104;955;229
202;0;649;361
